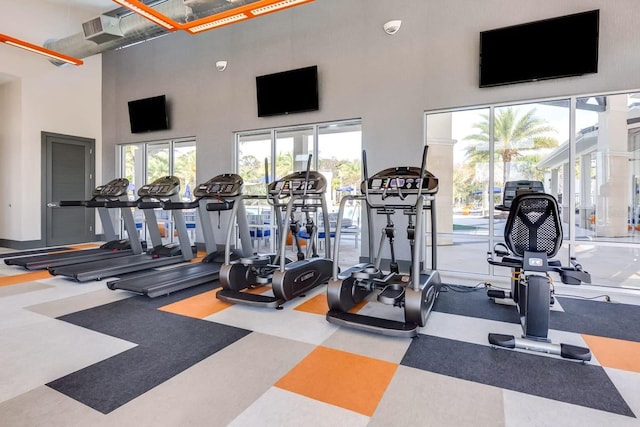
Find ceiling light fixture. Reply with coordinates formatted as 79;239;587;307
186;13;248;34
111;0;181;31
0;33;83;66
184;0;315;34
249;0;313;16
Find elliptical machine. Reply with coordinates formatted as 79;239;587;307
326;146;441;338
216;156;333;309
487;182;592;361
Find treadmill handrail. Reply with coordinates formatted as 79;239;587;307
58;200;89;207
105;200;139;208
138;201;164;209
84;200;108;208
206;201;234;211
163;200;200;210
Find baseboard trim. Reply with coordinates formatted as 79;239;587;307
0;234;105;250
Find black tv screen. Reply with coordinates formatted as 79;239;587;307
256;65;319;117
480;10;599;87
128;95;169;133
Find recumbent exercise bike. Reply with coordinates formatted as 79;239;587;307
487;183;592;361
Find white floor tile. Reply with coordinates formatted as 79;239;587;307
228;387;369;427
503;388;638;427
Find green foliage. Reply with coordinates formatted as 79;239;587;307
463;107;559;186
238;152;362;200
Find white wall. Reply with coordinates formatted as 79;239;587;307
102;0;640;177
5;0;640;245
0;2;104;243
0;78;22;239
100;0;640;249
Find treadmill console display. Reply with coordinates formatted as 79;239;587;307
194;174;243;198
363;167;438;195
93;178;129;197
268;171;327;196
138;176;181;197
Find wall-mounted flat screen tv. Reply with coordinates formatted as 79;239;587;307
128;95;169;133
479;9;599;87
256;65;319;117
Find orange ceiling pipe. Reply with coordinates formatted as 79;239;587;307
0;33;84;66
112;0;315;35
112;0;182;31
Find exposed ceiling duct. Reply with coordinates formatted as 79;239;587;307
43;0;262;66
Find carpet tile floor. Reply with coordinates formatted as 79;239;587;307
1;246;640;426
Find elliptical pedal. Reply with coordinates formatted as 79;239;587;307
254;275;272;285
352;266;382;280
240;254;271;266
378;284;405;305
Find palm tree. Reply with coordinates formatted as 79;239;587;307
275;152;295;177
336;160;362;189
239;155;264;182
464;107;558;186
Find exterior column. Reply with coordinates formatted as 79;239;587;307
595;94;630;237
426;113;456;244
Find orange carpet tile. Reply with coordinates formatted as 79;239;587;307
275;345;398;416
0;270;53;287
159;286;272;319
582;334;640;373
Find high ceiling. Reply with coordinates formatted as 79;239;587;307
3;1;315;66
41;0;114;7
38;0;118;20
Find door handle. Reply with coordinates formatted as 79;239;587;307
47;203;58;208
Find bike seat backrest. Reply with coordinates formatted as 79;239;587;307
504;193;562;258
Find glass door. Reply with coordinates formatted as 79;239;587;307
173;140;197;243
146;142;171;244
235;120;362;267
119;144;143;242
118;138;196;246
237;131;273;251
318;122;362;263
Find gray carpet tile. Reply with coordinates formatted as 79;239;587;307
436;285;640;342
47;287;251;414
401;334;635;418
553;297;640;342
435;285;520;323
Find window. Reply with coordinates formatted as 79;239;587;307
117;138;196;245
236;120;362;268
426;91;640;290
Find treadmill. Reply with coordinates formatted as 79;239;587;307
5;178;144;270
106;173;254;297
49;176;194;282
